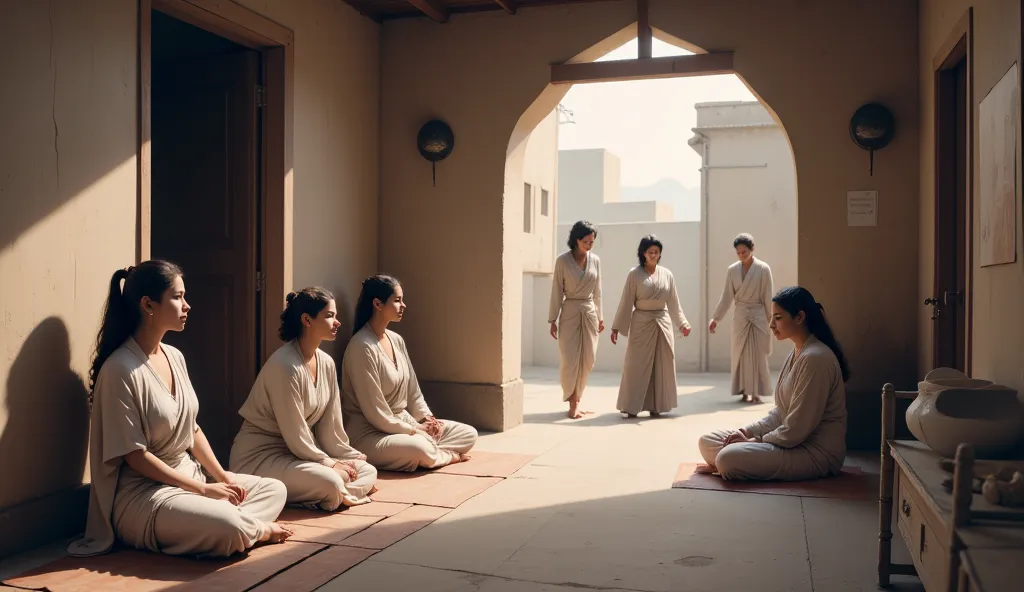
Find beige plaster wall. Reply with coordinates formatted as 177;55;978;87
0;0;138;556
519;109;559;275
0;0;379;557
380;0;920;403
918;0;1022;391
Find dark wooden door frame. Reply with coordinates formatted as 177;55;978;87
931;8;974;374
138;0;295;365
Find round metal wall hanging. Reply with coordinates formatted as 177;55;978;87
849;103;895;176
417;119;455;187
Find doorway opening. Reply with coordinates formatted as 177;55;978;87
150;10;263;462
930;13;972;374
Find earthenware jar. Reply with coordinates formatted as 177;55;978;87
906;368;1022;458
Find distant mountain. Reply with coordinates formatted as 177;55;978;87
620;178;701;221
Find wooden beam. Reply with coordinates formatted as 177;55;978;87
493;0;517;14
551;52;735;85
408;0;449;22
637;0;651;59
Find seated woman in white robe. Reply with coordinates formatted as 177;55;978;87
68;261;291;559
697;286;849;481
341;274;478;472
708;233;775;403
610;235;692;418
230;287;378;511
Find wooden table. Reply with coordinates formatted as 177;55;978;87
877;385;1024;591
957;548;1024;592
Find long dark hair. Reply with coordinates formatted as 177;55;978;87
89;260;183;391
353;274;400;335
280;287;334;341
772;286;851;382
566;220;597;252
636;234;664;267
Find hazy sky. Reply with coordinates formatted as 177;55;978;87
557;38;755;189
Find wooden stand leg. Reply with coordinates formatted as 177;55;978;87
946;443;974;592
878;383;896;588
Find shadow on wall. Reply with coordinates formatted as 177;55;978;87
0;317;90;552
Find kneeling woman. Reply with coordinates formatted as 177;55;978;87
341;275;478;472
69;261;290;559
230;288;378;511
696;286;849;481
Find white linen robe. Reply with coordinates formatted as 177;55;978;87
612;266;690;415
341;327;478;472
711;257;774;399
548;250;603;402
230;341;377;511
68;338;287;558
698;336;847;481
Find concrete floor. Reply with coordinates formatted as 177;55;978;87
319;367;924;592
1;367;924;591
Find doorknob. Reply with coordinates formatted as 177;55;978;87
924;297;939;306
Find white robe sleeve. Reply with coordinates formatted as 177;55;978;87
314;359;363;461
349;346;414;435
548;258;565;324
743;407;783;439
399;337;433;421
265;363;336;467
666;271;689;330
611;271;637;336
712;268;735;323
761;354;833;448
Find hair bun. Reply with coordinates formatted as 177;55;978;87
285;291;298;303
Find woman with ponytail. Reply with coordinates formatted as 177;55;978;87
68;261;291;559
230;287;378;511
695;286;849;481
340;274;478;471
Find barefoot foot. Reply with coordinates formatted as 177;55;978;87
749;395;763;404
740;394;749;402
260;522;293;544
650;411;661;417
694;463;716;475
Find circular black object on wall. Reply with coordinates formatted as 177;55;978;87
849;103;895;176
417;120;454;186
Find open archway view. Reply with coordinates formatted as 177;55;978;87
511;35;798;420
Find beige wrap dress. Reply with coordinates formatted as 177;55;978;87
341;326;478;472
548;250;603;402
698;336;847;481
68;338;287;558
230;341;377;511
711;257;774;399
612;266;690;415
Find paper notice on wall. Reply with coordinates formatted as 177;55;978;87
847;191;877;227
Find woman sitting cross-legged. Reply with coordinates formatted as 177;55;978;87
68;261;291;559
696;286;849;481
341;274;478;472
230;287;378;511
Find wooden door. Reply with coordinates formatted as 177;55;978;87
932;49;969;373
152;48;261;463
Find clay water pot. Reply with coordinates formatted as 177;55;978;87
906;368;1022;458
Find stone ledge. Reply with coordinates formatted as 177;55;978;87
421;379;524;432
0;485;88;559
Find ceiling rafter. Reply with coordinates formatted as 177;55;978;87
493;0;517;14
408;0;450;22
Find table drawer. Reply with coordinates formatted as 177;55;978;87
896;467;949;591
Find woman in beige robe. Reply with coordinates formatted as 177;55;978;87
548;220;604;419
69;261;290;559
341;274;478;472
231;288;378;511
709;234;774;403
697;286;849;481
611;235;691;417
